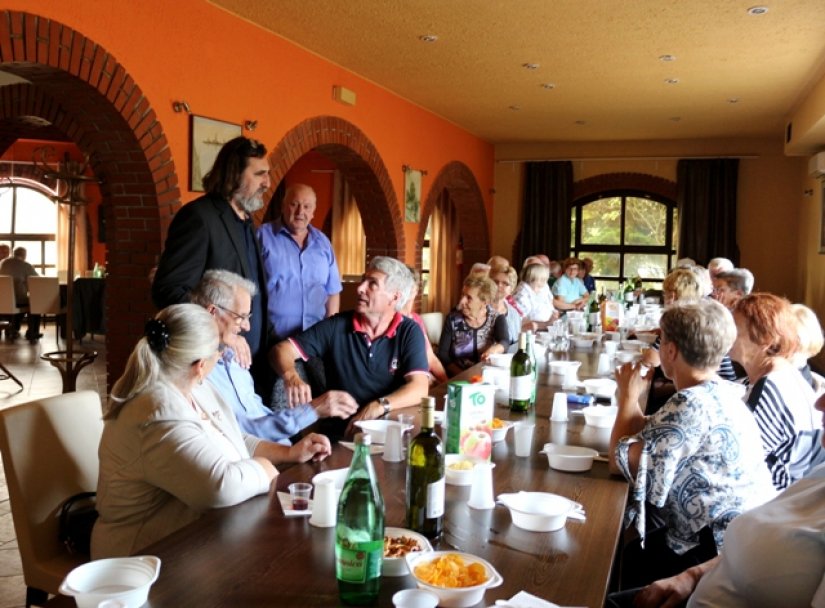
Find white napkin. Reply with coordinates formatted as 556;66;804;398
501;590;586;608
339;441;384;454
277;491;312;517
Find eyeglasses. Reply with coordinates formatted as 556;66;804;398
216;304;252;323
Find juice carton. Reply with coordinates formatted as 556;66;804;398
445;381;496;460
600;299;624;332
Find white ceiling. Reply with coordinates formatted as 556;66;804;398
211;0;825;143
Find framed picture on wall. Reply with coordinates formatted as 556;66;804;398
404;168;422;222
189;115;242;192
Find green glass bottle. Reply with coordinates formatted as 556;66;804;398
406;396;445;539
336;432;385;605
509;332;533;412
526;331;538;406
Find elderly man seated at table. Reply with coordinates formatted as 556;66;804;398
610;299;776;589
92;304;331;558
271;256;429;439
710;267;753;310
438;274;509;377
190;270;357;443
551;257;589;311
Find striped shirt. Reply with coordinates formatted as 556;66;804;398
745;364;824;490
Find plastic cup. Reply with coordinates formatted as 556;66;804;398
514;422;536;457
309;478;336;527
597;353;611;376
603;340;618;356
382;422;404;463
288;482;312;511
550;393;568;421
467;461;496;509
394;413;415;454
392;588;439;608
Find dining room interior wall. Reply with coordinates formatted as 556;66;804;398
9;0;495;269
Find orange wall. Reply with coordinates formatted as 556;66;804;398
11;0;494;266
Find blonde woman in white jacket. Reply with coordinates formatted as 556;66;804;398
91;304;331;558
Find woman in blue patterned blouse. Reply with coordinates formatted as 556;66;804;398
609;298;777;589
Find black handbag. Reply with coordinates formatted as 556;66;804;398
57;491;98;556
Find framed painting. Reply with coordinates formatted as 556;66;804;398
404;168;422;222
189;115;242;192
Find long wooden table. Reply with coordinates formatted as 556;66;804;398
48;347;628;608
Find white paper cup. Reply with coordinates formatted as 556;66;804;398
603;340;618;356
550;392;568;421
514;422;536;457
382;422;404;463
597;353;611;376
467;462;496;509
309;478;337;527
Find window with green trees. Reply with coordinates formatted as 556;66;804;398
571;192;678;293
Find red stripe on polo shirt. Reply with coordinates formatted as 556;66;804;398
288;336;309;361
351;312;405;338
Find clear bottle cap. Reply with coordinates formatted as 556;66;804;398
354;432;372;446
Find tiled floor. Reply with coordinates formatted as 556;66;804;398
0;324;108;608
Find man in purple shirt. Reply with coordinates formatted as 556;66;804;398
257;184;342;341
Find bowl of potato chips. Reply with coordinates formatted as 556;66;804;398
404;551;502;608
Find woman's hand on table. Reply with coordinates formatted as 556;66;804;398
290;433;332;463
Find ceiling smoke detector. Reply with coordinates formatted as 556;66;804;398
659;54;676;62
664;78;680;85
747;6;768;15
522;63;540;70
540;83;555;90
418;34;438;43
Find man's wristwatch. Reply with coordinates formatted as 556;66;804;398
378;397;391;417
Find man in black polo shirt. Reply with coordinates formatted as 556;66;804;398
271;256;430;439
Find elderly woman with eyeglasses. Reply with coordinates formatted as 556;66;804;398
92;304;331;559
610;299;776;590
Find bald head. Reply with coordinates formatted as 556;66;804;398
281;183;317;236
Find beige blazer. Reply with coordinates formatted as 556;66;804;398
91;381;271;558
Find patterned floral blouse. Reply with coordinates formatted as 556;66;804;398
437;305;509;371
615;380;777;555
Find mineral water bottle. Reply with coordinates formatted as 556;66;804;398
406;396;445;539
509;332;533;412
336;432;384;605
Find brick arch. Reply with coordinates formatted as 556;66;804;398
262;116;403;259
0;11;181;383
418;160;489;269
573;172;677;202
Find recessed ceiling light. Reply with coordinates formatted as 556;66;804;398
747;6;768;15
540;83;555;90
659;54;676;62
522;63;540;70
728;97;740;104
418;34;438;43
508;105;521;111
664;78;680;85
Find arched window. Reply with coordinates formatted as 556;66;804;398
571;191;678;293
0;179;58;275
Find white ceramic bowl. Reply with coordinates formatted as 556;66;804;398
582;378;617;399
486;353;514;369
571;336;595;349
497;492;576;532
620;339;648;352
445;454;476;486
581;405;618;428
59;556;161;608
604;330;620;341
383;527;432;576
490;420;514;443
634;331;658;344
354;419;412;444
405;551;503;608
541;443;599;472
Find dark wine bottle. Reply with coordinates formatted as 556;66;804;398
406;396;445;539
509;332;533;412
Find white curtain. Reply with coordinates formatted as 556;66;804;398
427;189;460;315
56;194;89;280
331;171;366;277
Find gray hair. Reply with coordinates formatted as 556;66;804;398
190;269;257;310
521;262;550;284
659;299;735;369
368;256;414;311
105;304;219;419
708;257;734;274
716;268;754;295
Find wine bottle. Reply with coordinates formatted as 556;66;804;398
406;396;445;539
336;432;385;605
526;331;538;406
509;332;533;412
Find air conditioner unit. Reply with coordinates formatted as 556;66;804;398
809;151;825;178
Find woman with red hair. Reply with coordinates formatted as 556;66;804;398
730;293;823;490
